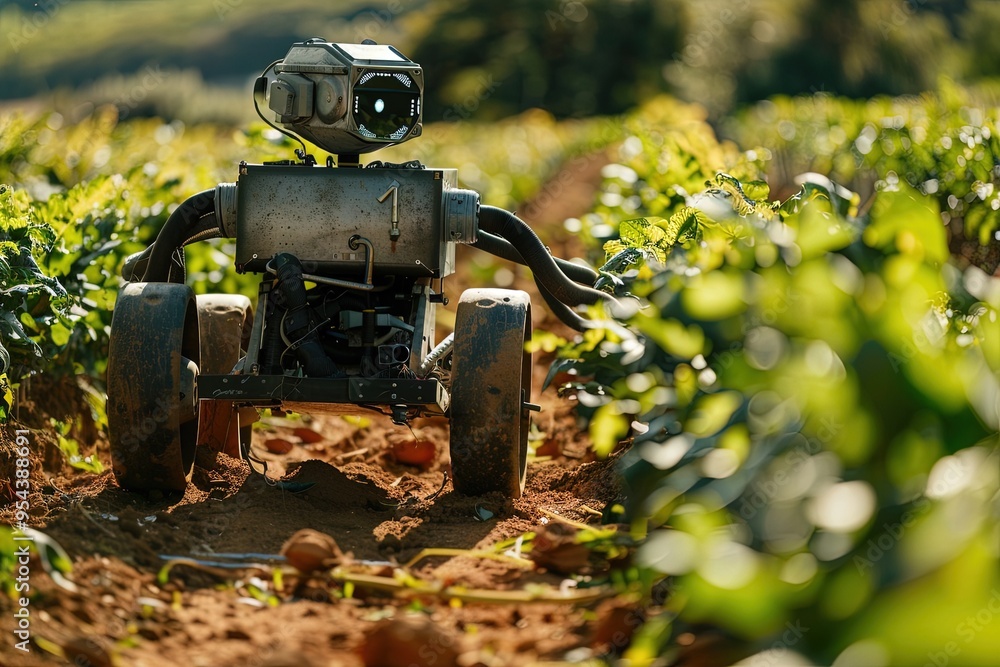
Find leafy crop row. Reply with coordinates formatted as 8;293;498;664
725;81;1000;257
547;96;1000;664
1;88;998;664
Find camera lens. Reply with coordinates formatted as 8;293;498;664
354;70;420;141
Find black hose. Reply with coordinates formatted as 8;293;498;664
122;211;220;282
259;304;285;374
535;282;591;331
181;220;223;245
167;248;186;284
143;189;217;282
271;253;341;377
472;230;599;286
478;205;621;311
122;247;150;282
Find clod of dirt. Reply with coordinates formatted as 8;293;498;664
61;636;114;667
264;438;295;454
293;426;325;444
280;528;343;573
390;439;436;468
590;598;645;653
356;615;460;667
528;522;592;574
534;438;562;458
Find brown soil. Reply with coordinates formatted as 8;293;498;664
1;405;628;667
0;150;662;667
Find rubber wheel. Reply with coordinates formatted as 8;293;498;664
195;294;253;457
449;288;532;498
107;282;200;492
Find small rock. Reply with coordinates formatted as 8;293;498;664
280;529;342;574
391;440;436;468
356;616;459;667
264;438;295;454
62;636;113;667
528;522;591;574
293;427;325;444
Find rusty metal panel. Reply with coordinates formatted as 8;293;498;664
235;165;457;277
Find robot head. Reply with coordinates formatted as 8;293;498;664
257;39;423;156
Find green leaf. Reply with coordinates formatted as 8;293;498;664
634;313;706;359
792;197;858;260
589;404;630;457
864;185;948;264
49;321;72;347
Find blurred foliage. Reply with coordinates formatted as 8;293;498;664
0;0;383;101
408;0;687;119
547;102;1000;665
380;108;623;209
6;0;1000;121
50;417;104;473
724;82;1000;273
1;6;998;657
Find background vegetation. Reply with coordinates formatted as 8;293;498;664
6;0;1000;121
1;1;998;665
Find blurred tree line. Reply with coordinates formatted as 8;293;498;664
4;0;1000;121
416;0;1000;119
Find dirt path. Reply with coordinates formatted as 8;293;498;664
0;150;641;666
3;413;625;666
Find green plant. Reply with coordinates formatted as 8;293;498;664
0;184;68;379
724;82;1000;261
553;148;999;662
49;418;103;474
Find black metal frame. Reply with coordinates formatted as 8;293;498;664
199;374;448;413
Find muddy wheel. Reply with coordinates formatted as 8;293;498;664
196;294;254;457
449;288;532;498
107;282;200;492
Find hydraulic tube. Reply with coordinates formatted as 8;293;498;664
471;231;594;331
141;189;217;283
471;230;598;287
478;205;623;313
122;215;221;281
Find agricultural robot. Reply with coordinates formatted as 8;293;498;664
107;39;615;499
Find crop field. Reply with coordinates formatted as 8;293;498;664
1;1;999;666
